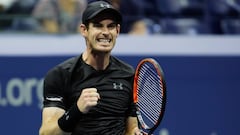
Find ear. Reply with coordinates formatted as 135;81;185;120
116;24;121;35
79;24;87;37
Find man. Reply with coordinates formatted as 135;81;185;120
39;1;141;135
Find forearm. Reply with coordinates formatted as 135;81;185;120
39;107;71;135
124;116;140;135
39;122;70;135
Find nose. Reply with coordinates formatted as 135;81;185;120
101;27;110;35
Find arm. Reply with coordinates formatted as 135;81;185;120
125;116;141;135
39;88;100;135
39;107;71;135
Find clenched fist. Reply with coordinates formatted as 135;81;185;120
77;88;100;113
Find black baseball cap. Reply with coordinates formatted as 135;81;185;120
82;1;122;24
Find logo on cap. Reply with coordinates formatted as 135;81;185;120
100;3;110;8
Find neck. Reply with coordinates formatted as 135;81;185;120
82;51;110;70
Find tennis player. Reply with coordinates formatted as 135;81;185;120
39;1;141;135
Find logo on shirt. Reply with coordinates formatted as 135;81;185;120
113;83;123;90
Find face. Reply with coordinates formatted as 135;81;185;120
80;19;120;54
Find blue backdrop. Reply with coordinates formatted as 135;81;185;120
1;55;240;135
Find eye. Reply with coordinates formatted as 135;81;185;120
108;23;117;29
93;23;103;28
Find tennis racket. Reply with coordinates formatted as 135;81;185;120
133;58;167;135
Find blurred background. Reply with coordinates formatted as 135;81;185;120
0;0;240;135
0;0;240;35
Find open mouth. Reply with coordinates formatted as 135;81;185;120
97;38;111;43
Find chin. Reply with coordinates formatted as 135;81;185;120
92;49;112;54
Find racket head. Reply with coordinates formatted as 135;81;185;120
133;58;167;134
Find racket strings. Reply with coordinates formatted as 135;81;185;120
138;75;162;111
137;63;164;127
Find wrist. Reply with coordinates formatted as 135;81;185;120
58;103;82;132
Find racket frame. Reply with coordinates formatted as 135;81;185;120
133;58;167;135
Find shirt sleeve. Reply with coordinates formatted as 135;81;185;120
42;66;67;110
128;102;137;117
127;75;137;117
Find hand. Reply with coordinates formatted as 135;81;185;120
133;127;143;135
139;131;150;135
77;88;100;113
134;128;150;135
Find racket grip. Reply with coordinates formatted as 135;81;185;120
140;130;153;135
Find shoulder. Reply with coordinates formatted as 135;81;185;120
45;56;80;79
57;56;79;71
111;56;135;74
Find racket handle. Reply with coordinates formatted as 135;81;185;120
140;130;153;135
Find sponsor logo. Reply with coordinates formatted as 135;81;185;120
100;3;110;8
113;82;123;90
